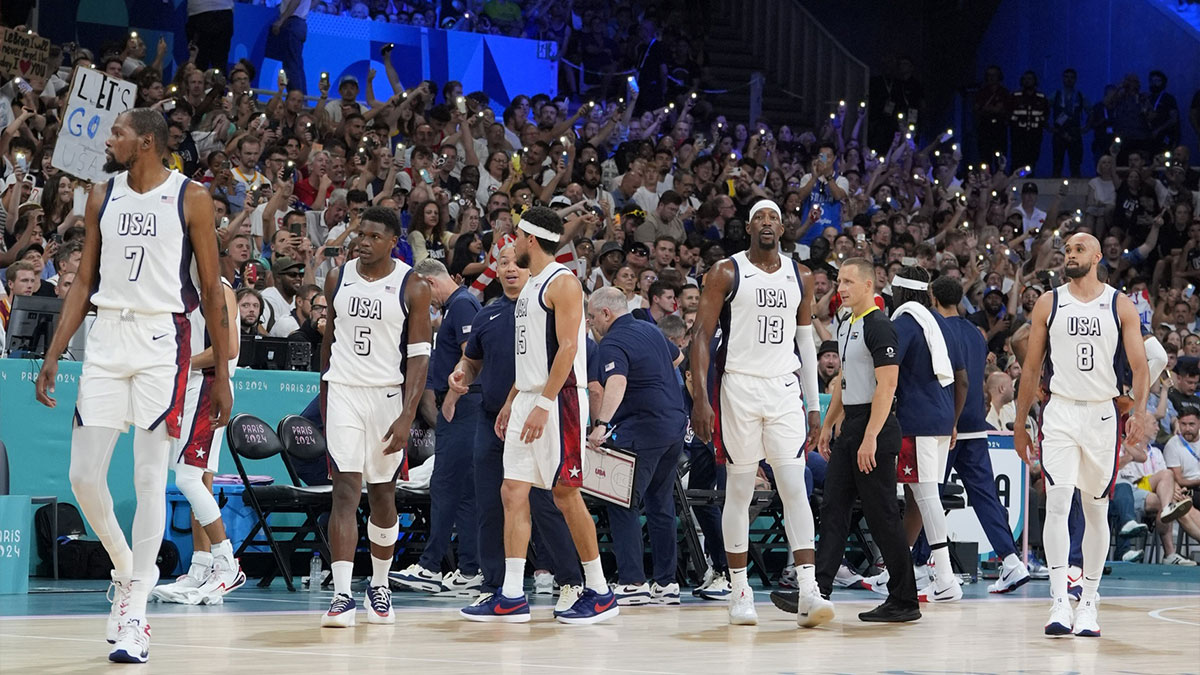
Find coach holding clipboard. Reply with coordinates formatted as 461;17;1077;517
814;258;921;623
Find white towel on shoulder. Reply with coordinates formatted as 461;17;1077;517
892;301;954;387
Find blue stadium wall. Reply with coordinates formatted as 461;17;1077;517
35;1;558;107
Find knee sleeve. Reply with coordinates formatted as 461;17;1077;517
773;462;815;552
721;470;756;554
1043;485;1074;570
910;482;948;546
368;518;399;547
175;464;222;526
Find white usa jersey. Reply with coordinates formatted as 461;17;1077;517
719;251;803;377
91;171;198;314
187;277;238;373
323;259;413;387
514;262;587;393
1046;284;1121;401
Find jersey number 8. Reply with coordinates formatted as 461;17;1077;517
1076;343;1093;371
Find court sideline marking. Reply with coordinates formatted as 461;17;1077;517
1147;605;1200;626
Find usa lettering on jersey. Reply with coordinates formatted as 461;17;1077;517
347;296;382;320
116;213;158;236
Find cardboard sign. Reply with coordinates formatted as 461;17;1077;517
52;68;137;183
0;28;50;80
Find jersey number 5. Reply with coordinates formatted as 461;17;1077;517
757;315;784;344
516;325;527;354
354;326;372;356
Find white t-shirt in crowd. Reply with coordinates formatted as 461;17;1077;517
260;286;299;337
1163;434;1200;483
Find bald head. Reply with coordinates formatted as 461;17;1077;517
1063;233;1102;280
986;372;1014;406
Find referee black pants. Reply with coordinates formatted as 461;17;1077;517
815;405;917;608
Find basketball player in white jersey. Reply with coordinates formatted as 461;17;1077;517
461;206;618;624
319;206;431;627
151;278;243;605
1014;233;1150;638
35;109;232;664
689;199;831;628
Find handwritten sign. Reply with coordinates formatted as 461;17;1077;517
52;68;137;183
0;28;50;80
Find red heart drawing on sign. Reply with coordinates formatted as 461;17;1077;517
18;59;31;74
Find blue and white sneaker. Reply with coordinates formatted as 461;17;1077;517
389;564;445;593
694;572;732;601
987;560;1031;594
1044;597;1073;637
460;592;531;623
611;583;651;606
555;587;619;625
651;582;680;605
108;617;150;663
321;592;357;628
1067;566;1083;601
366;585;394;624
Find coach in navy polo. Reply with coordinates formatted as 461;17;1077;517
392;259;484;593
587;287;688;605
446;246;583;600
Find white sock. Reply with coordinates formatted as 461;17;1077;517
796;563;817;593
730;566;748;591
501;558;525;598
331;560;353;597
931;546;955;585
211;539;233;563
371;556;390;588
1003;553;1021;569
582;557;606;593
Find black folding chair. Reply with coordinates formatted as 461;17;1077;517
225;414;331;591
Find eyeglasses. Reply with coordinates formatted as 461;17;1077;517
311;304;327;311
281;271;303;277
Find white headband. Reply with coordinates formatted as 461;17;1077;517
517;217;561;242
748;200;781;221
891;276;929;291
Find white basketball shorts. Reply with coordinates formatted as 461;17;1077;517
325;382;405;484
75;309;191;438
504;388;587;490
716;371;808;473
1039;396;1121;498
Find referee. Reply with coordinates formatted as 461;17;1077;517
814;258;920;622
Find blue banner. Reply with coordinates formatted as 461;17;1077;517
0;496;31;593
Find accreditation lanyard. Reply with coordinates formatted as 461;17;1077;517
1180;435;1200;463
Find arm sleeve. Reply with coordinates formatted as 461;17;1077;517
1144;336;1168;383
864;314;900;368
795;324;821;413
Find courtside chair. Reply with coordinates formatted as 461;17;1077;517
226;414;331;591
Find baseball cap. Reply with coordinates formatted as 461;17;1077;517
818;340;838;357
598;241;625;261
339;74;359;87
984;285;1006;299
272;256;305;274
1021;181;1038;194
549;195;572;208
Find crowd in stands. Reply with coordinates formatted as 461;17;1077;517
0;0;1198;579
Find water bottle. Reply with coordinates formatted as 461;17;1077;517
308;551;322;592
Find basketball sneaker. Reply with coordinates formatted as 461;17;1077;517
987;559;1031;593
533;570;555;595
1044;596;1073;636
197;555;246;605
555;584;582;613
834;562;865;589
611;582;652;606
1027;558;1050;579
366;584;394;624
321;593;357;628
796;588;834;628
728;587;758;625
390;564;444;593
555;587;619;625
861;567;890;596
1073;597;1100;637
769;590;799;614
105;572;132;644
1161;499;1192;523
151;562;211;604
108;617;151;663
651;582;680;605
1066;566;1083;601
694;572;731;601
778;564;798;589
917;577;963;603
440;570;483;597
460;592;530;623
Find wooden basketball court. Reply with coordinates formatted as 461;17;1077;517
2;572;1198;673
